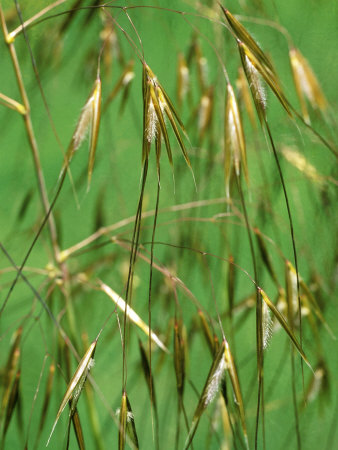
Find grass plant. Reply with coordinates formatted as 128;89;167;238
0;1;337;449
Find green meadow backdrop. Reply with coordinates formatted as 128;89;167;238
0;1;337;449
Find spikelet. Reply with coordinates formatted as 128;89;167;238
289;47;327;124
62;76;101;187
259;288;312;371
185;338;248;449
224;83;247;198
142;63;192;171
262;299;272;349
103;60;135;112
285;260;299;325
177;52;190;107
197;87;213;141
221;7;274;72
221;7;292;118
238;43;267;122
239;41;292;119
47;340;97;446
286;261;335;339
118;392;139;450
184;342;226;449
221;6;293;121
194;40;208;92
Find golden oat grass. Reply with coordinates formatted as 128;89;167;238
286;261;335;340
103;60;135;113
118;391;139;450
185;338;248;449
184;341;226;449
142;63;192;171
46;339;97;446
259;288;312;370
61;75;102;188
176;53;190;109
281;146;327;188
289;47;328;123
224;83;248;199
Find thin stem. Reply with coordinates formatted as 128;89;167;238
235;176;264;450
60;197;229;260
6;0;67;42
148;170;161;450
0;7;60;260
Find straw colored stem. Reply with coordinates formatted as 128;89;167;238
60;197;229;260
6;0;67;43
0;7;60;261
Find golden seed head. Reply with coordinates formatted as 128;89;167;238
290;47;327;115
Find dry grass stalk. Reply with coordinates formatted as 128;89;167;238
5;0;67;43
0;92;26;114
289;47;327;124
70;408;86;450
224;83;247;198
46;340;97;446
99;281;169;353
